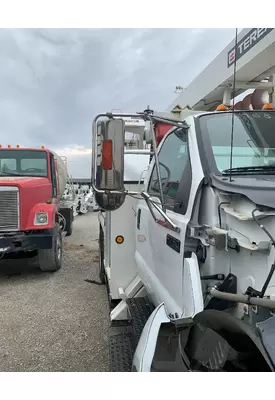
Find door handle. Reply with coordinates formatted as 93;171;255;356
137;209;141;230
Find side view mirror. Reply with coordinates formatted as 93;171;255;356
94;117;125;192
92;115;126;211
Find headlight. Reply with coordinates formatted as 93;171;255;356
34;212;48;225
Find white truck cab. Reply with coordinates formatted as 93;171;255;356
92;28;275;372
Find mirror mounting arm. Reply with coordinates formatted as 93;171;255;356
141;192;181;233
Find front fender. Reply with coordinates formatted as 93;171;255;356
132;303;170;372
25;203;57;230
194;309;275;371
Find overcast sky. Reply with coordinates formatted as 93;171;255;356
0;28;236;177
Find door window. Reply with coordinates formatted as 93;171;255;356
50;153;57;198
148;128;192;214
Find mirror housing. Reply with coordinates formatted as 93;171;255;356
92;116;126;211
95;117;125;192
95;191;126;211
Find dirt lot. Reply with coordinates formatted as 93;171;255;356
0;212;110;372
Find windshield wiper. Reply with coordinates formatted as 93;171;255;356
0;172;21;176
222;166;275;175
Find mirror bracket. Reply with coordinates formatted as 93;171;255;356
141;191;181;233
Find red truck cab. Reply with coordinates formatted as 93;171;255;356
0;146;72;272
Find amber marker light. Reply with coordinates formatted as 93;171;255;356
262;103;274;110
216;104;228;111
115;235;124;244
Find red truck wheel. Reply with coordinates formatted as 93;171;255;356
38;224;62;272
65;216;73;236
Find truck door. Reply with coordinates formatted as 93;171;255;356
135;124;204;318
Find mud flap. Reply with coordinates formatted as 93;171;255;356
132;303;170;372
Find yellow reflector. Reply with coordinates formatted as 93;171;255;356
41;145;45;149
7;144;11;148
16;144;19;148
115;235;124;244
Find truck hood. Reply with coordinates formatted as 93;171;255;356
211;173;275;209
0;176;49;188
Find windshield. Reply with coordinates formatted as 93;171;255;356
0;150;48;177
199;111;275;175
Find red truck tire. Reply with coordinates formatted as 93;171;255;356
38;223;63;272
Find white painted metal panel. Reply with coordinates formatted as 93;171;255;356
168;28;275;111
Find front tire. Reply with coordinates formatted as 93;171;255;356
66;223;73;236
65;212;73;236
38;224;62;272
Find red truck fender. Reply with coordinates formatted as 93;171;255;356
25;202;58;230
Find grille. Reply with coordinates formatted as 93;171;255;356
0;187;19;231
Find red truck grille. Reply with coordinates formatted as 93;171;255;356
0;187;20;232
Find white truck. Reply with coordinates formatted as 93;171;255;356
92;28;275;372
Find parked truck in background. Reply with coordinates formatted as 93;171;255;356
0;145;74;272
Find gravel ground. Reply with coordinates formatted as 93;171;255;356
0;212;110;372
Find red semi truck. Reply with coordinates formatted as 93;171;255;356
0;145;74;272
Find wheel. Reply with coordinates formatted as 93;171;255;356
99;227;106;284
65;213;73;236
66;223;73;236
38;224;62;272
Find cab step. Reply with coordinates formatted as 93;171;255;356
126;297;155;349
109;297;155;372
109;329;134;372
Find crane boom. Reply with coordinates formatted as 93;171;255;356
168;28;275;112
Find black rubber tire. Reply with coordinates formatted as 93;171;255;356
66;225;73;236
38;224;62;272
99;227;106;284
65;214;73;237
